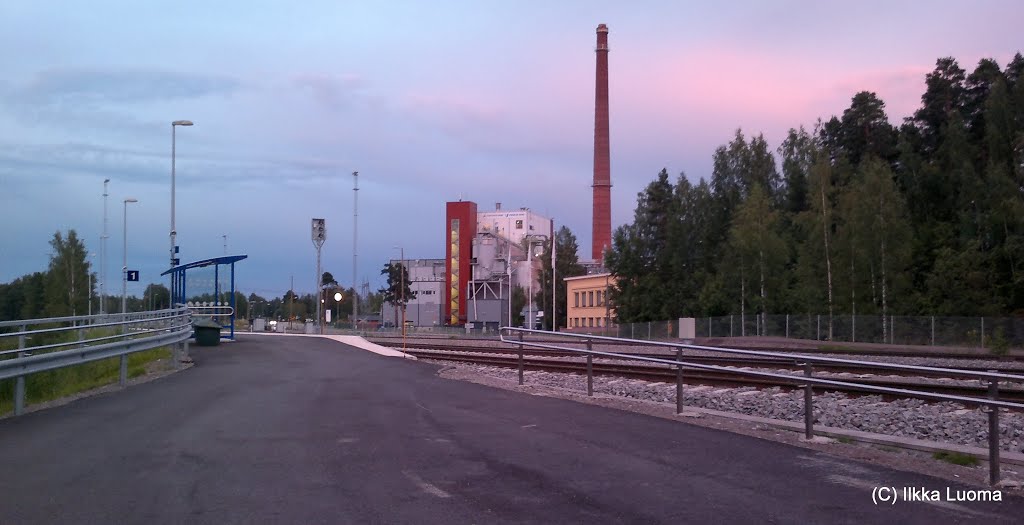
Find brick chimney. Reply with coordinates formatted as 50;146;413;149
592;23;612;261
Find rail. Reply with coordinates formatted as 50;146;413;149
500;327;1024;486
0;307;193;417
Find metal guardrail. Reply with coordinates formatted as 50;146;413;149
499;327;1024;486
0;307;193;417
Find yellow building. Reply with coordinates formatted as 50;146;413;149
564;273;615;332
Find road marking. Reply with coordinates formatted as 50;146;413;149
522;424;538;428
337;437;359;444
416;403;432;413
403;470;451;498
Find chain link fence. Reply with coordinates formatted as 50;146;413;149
689;314;1023;349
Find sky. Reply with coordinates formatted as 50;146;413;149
2;0;1022;300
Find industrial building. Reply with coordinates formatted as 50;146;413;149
380;258;445;328
383;24;615;331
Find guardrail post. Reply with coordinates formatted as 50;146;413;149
816;315;820;341
647;322;651;340
802;362;814;439
15;323;27;416
981;317;985;348
119;354;128;387
930;316;935;346
517;331;524;386
785;315;789;338
676;347;684;415
988;373;1000;486
730;315;734;337
586;339;593;397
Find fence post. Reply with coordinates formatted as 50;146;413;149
931;316;935;346
730;315;734;337
785;314;789;338
648;322;652;340
981;317;985;348
518;331;524;385
852;314;856;343
119;354;128;387
15;324;27;416
586;339;593;397
816;315;820;341
802;362;814;439
988;374;1000;486
708;317;712;338
676;347;684;415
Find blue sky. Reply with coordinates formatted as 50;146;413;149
2;1;1022;299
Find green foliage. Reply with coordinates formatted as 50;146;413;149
932;451;979;467
535;226;585;330
511;286;526;327
604;50;1024;320
0;338;171;415
988;327;1010;356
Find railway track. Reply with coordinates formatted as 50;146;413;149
380;342;1024;377
389;345;1024;404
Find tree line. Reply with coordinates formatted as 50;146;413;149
607;54;1024;326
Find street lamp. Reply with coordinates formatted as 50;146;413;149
122;198;138;315
170;119;193;304
101;178;110;315
88;252;95;316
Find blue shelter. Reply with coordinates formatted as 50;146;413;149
161;255;248;340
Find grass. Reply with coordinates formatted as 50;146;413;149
933;451;980;466
0;325;174;415
835;436;854;444
820;344;859;353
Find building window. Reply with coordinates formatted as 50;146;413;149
574;292;579;307
588;291;594;307
515;220;523;229
588;317;594;327
597;291;603;306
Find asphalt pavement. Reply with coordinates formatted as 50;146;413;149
1;334;1022;524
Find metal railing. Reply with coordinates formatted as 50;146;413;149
499;327;1024;486
0;307;193;416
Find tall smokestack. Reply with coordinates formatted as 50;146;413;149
592;23;612;262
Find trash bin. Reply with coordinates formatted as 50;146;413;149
193;317;222;347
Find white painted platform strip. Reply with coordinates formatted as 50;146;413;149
239;332;413;358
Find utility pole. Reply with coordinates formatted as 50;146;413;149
352;171;359;331
551;218;557;332
101;178;109;315
312;218;326;334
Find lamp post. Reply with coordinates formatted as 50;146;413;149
122;198;138;315
101;178;109;315
170;119;193;305
88;252;95;316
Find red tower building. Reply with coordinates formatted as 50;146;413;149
592;23;612;261
445;201;477;325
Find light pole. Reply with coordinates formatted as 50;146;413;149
122;198;138;314
101;178;109;315
352;171;359;331
170;119;193;305
88;252;95;316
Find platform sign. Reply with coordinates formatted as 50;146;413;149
126;270;139;282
